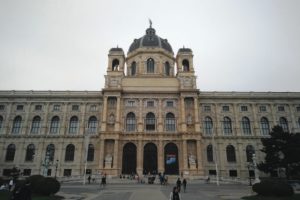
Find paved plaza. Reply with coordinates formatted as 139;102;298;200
57;180;253;200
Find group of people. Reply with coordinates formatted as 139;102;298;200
169;178;187;200
87;174;106;188
5;178;32;200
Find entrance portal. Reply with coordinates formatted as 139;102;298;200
143;143;157;174
122;142;137;174
164;143;179;175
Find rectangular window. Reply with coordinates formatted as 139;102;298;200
17;105;24;111
108;98;117;108
229;170;237;177
128;100;135;107
47;169;51;176
90;105;97;111
259;106;266;112
166;101;173;107
64;169;72;176
296;106;300;112
147;101;154;107
35;105;42;111
241;106;248;112
53;105;60;111
2;169;11;176
72;105;79;111
23;169;31;176
0;105;5;111
85;169;92;175
209;170;217;176
222;106;229;112
278;106;285;112
204;106;211;112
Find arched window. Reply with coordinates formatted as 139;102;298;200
131;62;136;76
88;116;97;134
207;144;213;162
5;144;16;161
246;145;255;162
145;112;155;131
31;116;41;134
226;145;236;162
147;58;155;73
65;144;75;161
242;117;251;135
87;144;94;161
0;115;3;132
223;117;232;135
69;116;78;134
112;59;119;71
165;62;170;76
12;116;22;134
279;117;289;132
126;112;136;132
182;59;189;71
165;113;176;131
204;116;213;135
46;144;55;162
50;116;60;134
25;144;35;161
260;117;270;135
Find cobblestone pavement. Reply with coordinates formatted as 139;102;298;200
58;181;253;200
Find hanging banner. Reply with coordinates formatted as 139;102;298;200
166;154;176;165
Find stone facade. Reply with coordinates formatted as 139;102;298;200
0;25;300;179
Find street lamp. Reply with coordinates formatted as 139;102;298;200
55;160;59;179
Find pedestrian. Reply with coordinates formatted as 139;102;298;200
176;178;182;193
169;186;181;200
206;176;210;184
100;175;106;188
9;178;14;191
88;175;91;184
182;178;187;193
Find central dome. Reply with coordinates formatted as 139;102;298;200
128;26;173;54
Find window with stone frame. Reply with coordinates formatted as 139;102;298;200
30;116;41;134
241;117;251;135
279;117;289;132
246;145;255;162
69;116;79;134
25;144;35;161
241;106;248;112
5;144;16;161
65;144;75;161
223;117;232;135
145;112;155;131
204;116;213;135
259;105;267;112
12;116;22;134
35;105;42;111
204;105;211;112
88;116;97;134
87;144;94;161
16;105;24;111
0;105;5;111
222;105;229;112
53;105;60;111
296;106;300;112
207;144;213;162
147;101;154;107
50;116;60;134
0;115;3;132
63;169;72;176
278;105;285;112
72;105;79;111
165;112;176;131
260;117;270;135
166;101;174;108
226;145;236;162
126;112;136;132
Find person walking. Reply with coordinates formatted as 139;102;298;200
182;178;187;193
169;186;181;200
88;175;91;184
176;178;182;193
100;174;106;188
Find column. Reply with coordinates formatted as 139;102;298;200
194;97;200;132
180;97;186;132
196;140;203;172
158;99;163;132
101;97;108;131
137;140;143;175
138;99;143;132
115;96;121;131
158;140;164;172
99;139;105;170
113;140;119;169
182;140;188;171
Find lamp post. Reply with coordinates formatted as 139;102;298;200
55;160;59;179
83;134;90;185
211;130;220;186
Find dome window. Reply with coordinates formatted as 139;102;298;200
182;59;189;72
131;62;136;76
112;59;119;71
147;58;155;73
165;62;170;76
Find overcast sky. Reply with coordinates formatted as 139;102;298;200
0;0;300;92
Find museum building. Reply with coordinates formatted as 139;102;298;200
0;24;300;179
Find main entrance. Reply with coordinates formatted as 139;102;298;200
122;142;137;174
164;143;179;175
143;143;157;174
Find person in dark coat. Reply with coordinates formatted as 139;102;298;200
182;178;187;193
176;178;182;193
169;186;181;200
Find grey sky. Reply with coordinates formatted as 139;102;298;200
0;0;300;91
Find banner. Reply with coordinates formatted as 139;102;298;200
166;154;176;165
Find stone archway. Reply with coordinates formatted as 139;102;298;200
164;143;179;175
122;142;137;174
143;143;157;174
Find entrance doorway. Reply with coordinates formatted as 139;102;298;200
164;143;179;175
143;143;157;174
122;142;137;174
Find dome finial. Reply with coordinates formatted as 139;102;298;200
149;18;152;28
